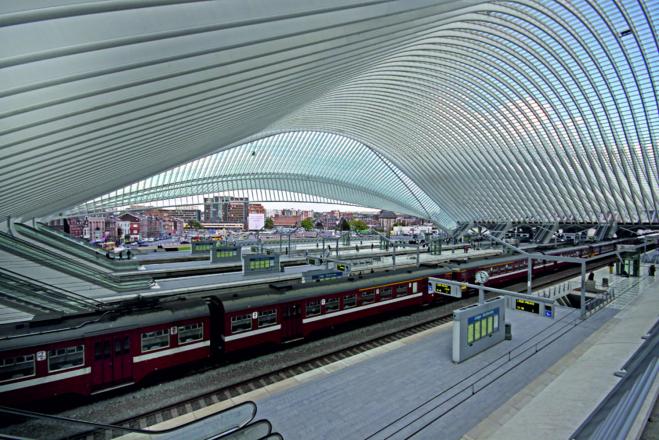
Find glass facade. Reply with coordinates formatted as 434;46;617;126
0;1;656;226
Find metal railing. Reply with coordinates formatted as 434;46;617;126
0;267;103;313
26;223;139;271
0;401;265;440
363;300;614;439
0;232;153;292
571;320;659;440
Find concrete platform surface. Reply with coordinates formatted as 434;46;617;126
133;271;658;440
464;270;658;440
225;304;615;439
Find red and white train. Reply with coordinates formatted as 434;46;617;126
0;240;629;405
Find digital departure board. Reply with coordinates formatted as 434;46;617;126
434;283;451;294
515;299;540;314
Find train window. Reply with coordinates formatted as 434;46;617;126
231;314;252;333
380;288;392;300
178;323;204;344
123;337;131;354
325;298;339;313
306;300;321;317
141;329;170;352
396;285;408;296
48;345;84;373
258;310;277;327
0;355;35;383
115;339;122;354
361;291;375;304
344;294;357;309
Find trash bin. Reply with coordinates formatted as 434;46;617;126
505;323;512;340
602;278;609;287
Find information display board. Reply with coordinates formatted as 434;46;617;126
242;253;280;276
511;298;554;318
210;244;242;264
428;279;462;298
191;240;214;255
467;308;500;345
452;296;506;363
515;299;540;314
307;257;323;266
336;263;350;272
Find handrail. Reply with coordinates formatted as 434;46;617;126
0;232;152;292
36;222;105;251
0;401;257;440
364;305;585;439
363;289;621;439
0;266;103;310
571;320;659;439
18;223;138;271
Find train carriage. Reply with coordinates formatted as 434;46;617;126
0;300;211;405
219;272;438;352
0;238;643;405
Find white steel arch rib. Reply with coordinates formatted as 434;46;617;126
71;131;451;226
0;0;656;227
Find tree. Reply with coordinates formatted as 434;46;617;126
187;219;203;229
264;217;274;229
338;218;351;231
349;219;368;231
300;217;314;231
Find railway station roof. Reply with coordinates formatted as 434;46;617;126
0;1;657;228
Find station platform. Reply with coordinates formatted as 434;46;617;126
99;247;502;302
464;267;658;440
147;268;657;440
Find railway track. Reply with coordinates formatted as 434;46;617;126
56;262;613;439
100;314;455;438
7;264;603;440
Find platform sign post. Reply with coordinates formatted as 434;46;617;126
527;257;532;295
475;271;489;305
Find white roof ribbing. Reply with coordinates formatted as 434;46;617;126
0;0;656;226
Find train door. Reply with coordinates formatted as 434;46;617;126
91;334;133;390
282;303;303;341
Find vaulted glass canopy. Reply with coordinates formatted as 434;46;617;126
0;0;656;227
70;131;452;226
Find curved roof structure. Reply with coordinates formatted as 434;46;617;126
1;1;657;227
71;131;451;226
